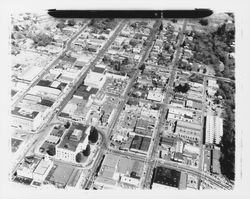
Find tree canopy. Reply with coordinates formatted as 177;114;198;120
217;80;235;181
199;19;209;26
56;22;66;29
83;144;91;156
64;121;70;129
88;127;99;144
31;32;53;47
67;19;76;26
47;145;56;156
174;83;190;93
75;152;87;163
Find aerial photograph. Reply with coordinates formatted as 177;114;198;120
10;12;235;190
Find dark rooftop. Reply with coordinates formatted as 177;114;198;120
74;85;98;100
140;137;151;152
37;79;52;87
130;135;142;150
38;99;54;107
130;135;151;152
11;106;39;119
153;167;181;188
74;65;83;70
57;82;67;91
92;66;105;74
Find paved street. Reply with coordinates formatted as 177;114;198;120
11;20;126;176
10;16;235;191
12;21;91;107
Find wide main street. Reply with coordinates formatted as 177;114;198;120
81;19;163;189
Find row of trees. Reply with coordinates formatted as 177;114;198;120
75;144;91;163
56;19;76;29
217;81;235;181
75;127;99;163
89;18;116;30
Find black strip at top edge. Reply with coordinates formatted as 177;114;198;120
47;9;213;19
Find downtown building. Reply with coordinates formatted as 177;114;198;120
55;125;90;163
205;115;223;145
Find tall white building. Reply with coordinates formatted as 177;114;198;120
205;115;223;145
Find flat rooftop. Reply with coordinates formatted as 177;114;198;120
11;106;39;119
92;66;105;74
74;85;99;100
176;120;201;131
153;167;181;188
48;164;75;187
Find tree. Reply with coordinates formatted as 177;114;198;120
203;68;207;74
75;152;84;163
13;25;20;31
139;64;146;73
64;121;70;129
32;33;53;47
122;57;129;65
83;144;91;156
88;127;99;144
159;21;163;31
174;83;190;93
56;22;66;29
199;19;209;26
67;19;76;26
47;145;56;156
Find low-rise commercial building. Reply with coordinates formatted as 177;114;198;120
33;158;53;182
84;71;106;89
11;106;45;132
175;120;201;142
